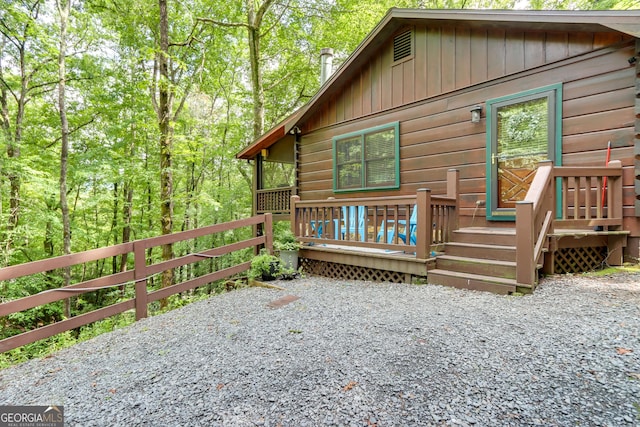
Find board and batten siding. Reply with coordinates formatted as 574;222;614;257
298;31;637;232
304;25;631;130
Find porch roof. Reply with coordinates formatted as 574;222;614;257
235;8;640;160
235;112;298;160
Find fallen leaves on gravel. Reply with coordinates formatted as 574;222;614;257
342;380;358;392
616;347;633;355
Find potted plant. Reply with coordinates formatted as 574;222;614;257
249;250;281;281
274;230;302;273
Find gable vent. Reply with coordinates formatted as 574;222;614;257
393;30;412;62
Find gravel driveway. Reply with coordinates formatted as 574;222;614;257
1;273;639;426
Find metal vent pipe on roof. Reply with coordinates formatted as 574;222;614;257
320;48;334;85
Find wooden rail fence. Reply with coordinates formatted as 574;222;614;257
0;214;273;353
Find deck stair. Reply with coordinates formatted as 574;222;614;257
429;227;537;295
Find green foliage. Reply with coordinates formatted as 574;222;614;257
249;250;281;280
581;263;640;277
496;97;548;166
0;331;77;370
274;229;302;251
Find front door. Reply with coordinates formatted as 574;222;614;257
486;84;561;220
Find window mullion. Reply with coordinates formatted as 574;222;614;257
361;135;366;189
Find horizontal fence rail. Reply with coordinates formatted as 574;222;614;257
0;214;273;353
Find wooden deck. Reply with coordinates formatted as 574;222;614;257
300;225;627;294
301;243;436;278
290;161;627;294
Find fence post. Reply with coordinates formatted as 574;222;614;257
416;188;431;259
133;240;148;320
515;201;535;287
264;213;274;255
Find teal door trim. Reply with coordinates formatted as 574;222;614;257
485;83;563;221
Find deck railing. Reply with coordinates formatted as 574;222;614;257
555;160;623;229
291;169;459;260
0;214;273;353
516;160;623;286
256;186;293;214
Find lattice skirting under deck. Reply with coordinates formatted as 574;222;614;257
300;258;415;283
553;246;608;274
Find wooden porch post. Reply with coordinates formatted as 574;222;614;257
252;156;263;255
447;169;460;230
515;201;535;287
607;234;625;266
446;169;459;198
416;188;431;260
607;159;624;263
290;195;300;237
327;197;336;239
607;160;623;230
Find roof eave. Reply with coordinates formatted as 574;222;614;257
236;113;298;160
284;8;400;134
288;9;640;130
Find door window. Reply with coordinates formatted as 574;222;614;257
486;84;562;219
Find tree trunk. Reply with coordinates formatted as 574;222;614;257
0;37;9;256
247;23;263;139
43;195;56;258
7;91;26;235
120;181;133;272
111;182;119;273
120;119;136;274
57;0;72;318
3;60;29;247
158;0;174;303
0;1;51;253
245;0;276;139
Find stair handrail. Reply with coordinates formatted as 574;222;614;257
515;160;555;287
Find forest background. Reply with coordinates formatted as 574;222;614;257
0;0;636;363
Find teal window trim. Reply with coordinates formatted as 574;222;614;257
485;83;563;221
333;121;400;193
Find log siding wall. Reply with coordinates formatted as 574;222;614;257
635;39;640;217
297;26;637;233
